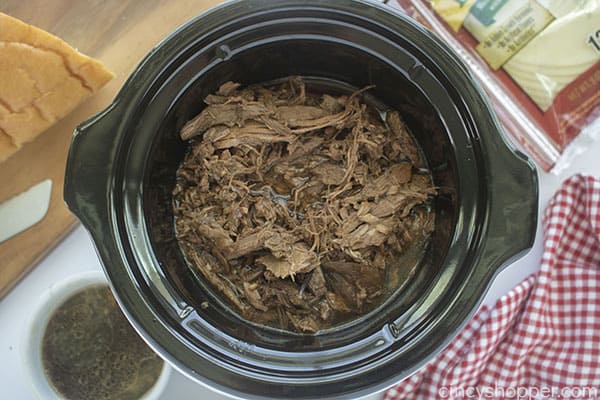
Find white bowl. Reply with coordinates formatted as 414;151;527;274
21;270;171;400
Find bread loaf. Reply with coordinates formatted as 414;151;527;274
0;12;114;162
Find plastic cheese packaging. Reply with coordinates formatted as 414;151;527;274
396;0;600;171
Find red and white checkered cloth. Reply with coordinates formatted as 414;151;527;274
385;174;600;400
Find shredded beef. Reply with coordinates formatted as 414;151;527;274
173;77;436;333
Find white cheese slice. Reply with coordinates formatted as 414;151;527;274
503;5;600;111
536;0;598;19
0;179;52;243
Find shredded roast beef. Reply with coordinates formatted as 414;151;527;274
173;77;436;333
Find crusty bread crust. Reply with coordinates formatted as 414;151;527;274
0;12;114;162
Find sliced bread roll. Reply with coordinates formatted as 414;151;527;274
0;12;114;162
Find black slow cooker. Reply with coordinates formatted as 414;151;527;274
64;1;538;398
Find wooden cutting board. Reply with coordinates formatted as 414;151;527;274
0;0;222;298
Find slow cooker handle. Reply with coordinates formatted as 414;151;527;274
64;103;121;229
481;145;539;274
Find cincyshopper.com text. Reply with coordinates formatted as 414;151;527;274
438;385;600;399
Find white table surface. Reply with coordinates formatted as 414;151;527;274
2;116;599;399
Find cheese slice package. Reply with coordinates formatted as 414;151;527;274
397;0;600;171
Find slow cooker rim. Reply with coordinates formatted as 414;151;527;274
114;0;483;371
64;1;537;399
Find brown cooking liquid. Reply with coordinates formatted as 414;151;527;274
41;285;163;400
